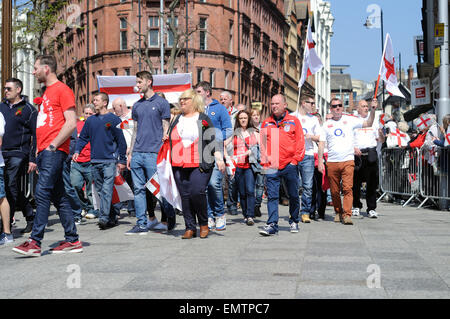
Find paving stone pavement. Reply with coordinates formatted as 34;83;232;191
1;201;450;299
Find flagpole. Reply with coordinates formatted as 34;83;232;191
296;19;310;116
374;33;389;101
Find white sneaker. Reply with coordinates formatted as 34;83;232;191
368;210;378;218
215;216;226;231
208;217;216;230
85;213;97;219
352;208;360;216
81;210;87;217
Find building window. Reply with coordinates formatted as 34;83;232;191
148;16;159;47
112;68;118;76
210;69;215;87
120;18;127;50
199;17;207;50
197;68;203;82
94;22;98;54
229;21;234;54
225;71;229;90
125;68;131;76
167;16;178;47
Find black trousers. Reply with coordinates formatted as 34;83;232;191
172;166;212;231
4;156;35;222
353;154;378;211
311;167;327;217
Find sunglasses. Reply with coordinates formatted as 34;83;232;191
306;101;316;105
3;87;13;92
331;104;343;109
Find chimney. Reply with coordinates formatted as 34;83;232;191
407;65;414;89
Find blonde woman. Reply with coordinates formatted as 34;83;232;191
168;89;225;239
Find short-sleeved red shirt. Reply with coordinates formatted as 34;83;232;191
36;81;75;154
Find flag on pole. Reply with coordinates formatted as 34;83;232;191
298;19;323;89
97;73;192;107
145;140;182;211
379;33;405;98
445;127;450;147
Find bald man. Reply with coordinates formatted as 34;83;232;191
259;94;305;236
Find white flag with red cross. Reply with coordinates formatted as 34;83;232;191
413;114;434;131
386;128;410;148
145;140;182;211
298;19;323;88
91;173;134;210
380;33;405;98
224;155;237;177
97;73;192;107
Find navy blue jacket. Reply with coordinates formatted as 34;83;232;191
0;97;37;162
75;112;127;164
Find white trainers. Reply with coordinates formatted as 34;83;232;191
215;216;226;231
368;210;378;218
208;217;216;230
352;208;360;216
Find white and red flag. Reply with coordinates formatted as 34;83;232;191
97;73;192;107
145;140;182;211
376;33;405;98
298;19;323;89
445;127;450;147
92;173;134;210
413;114;434;131
386;128;410;148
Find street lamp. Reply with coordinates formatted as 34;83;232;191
364;8;385;110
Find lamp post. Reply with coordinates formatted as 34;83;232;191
138;0;142;71
364;8;385;110
1;0;13;100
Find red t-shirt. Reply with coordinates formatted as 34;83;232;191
233;133;258;169
36;81;75;154
75;120;91;162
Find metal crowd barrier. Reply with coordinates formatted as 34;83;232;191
418;146;449;208
377;147;420;207
19;171;36;201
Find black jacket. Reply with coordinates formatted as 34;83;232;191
0;97;37;163
168;112;222;173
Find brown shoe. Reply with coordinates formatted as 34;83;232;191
334;214;341;223
301;215;311;223
199;225;209;238
181;230;196;239
343;216;353;225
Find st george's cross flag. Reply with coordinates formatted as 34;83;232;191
380;33;405;98
97;73;192;107
298;19;323;88
145;140;182;211
445;127;450;147
92;173;134;210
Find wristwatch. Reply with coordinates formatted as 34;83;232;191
49;144;56;152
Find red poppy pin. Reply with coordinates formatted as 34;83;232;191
15;108;23;116
105;122;112;129
33;97;43;105
202;120;209;130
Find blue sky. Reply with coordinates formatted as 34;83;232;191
327;0;423;83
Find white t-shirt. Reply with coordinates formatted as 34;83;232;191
353;114;379;149
0;112;5;167
177;114;200;148
323;114;364;162
291;111;325;156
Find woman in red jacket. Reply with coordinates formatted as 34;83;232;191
233;110;261;226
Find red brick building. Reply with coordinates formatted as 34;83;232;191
51;0;288;117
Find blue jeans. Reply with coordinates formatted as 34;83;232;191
63;159;82;219
91;162;116;224
70;161;98;217
298;155;315;215
235;167;256;218
31;150;78;245
131;152;157;228
265;164;300;229
255;172;264;207
207;165;225;218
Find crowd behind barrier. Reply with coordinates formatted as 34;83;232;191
377;146;449;209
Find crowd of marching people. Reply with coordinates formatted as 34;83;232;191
0;54;448;255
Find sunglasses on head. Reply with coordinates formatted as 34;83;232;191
331;104;343;109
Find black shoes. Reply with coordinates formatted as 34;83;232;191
98;220;118;230
20;221;34;234
254;205;262;217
